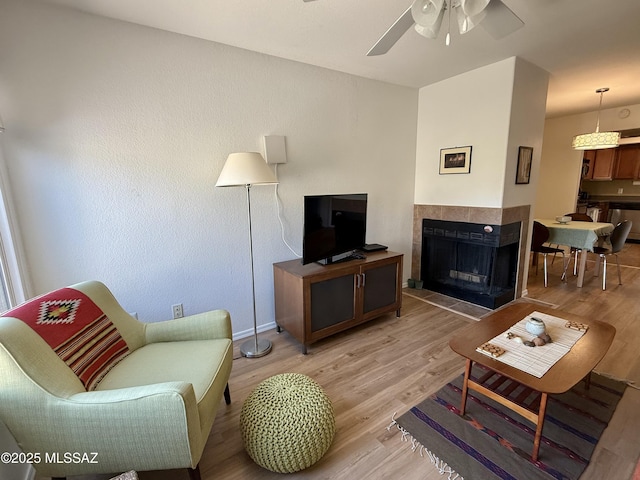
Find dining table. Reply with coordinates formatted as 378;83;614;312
535;219;615;287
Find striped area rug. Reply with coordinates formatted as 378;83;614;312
392;365;626;480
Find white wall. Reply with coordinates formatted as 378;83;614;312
415;57;548;211
415;59;515;207
502;58;549;208
0;0;418;337
536;103;640;219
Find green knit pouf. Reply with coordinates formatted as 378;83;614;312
240;373;335;473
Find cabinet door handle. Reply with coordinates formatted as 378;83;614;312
361;273;366;287
354;273;367;289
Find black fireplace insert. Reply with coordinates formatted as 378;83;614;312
421;219;521;309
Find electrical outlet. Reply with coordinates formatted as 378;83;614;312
618;188;624;194
172;303;184;319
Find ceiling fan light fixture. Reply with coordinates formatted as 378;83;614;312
411;0;490;41
455;8;486;34
455;0;489;34
411;0;445;27
571;88;621;150
365;0;523;55
414;23;441;39
458;0;490;18
412;0;445;39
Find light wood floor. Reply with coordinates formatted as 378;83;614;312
56;243;640;480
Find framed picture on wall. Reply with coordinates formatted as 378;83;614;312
439;146;472;174
516;146;533;184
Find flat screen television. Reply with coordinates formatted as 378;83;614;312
303;193;367;265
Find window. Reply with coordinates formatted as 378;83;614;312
0;141;27;311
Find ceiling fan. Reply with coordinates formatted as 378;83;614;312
304;0;524;55
368;0;524;55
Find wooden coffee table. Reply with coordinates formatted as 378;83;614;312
449;303;615;462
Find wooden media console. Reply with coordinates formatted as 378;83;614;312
273;251;403;354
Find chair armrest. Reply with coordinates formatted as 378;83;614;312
65;382;200;456
67;381;195;406
10;383;202;476
144;309;231;344
0;317;86;396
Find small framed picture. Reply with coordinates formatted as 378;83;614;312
439;146;472;175
516;146;533;184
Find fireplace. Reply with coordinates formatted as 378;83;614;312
421;219;521;309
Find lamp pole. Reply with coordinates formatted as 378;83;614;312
216;152;277;358
239;184;272;358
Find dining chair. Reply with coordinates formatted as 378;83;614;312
592;220;632;290
531;221;567;287
565;212;593;276
567;212;593;222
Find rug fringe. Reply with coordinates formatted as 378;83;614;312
387;413;463;480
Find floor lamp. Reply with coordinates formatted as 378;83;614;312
216;152;278;358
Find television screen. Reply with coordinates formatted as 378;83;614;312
303;193;367;265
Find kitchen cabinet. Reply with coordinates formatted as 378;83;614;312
273;251;403;354
582;145;640;181
590;148;616;180
581;151;596;179
613;145;640;179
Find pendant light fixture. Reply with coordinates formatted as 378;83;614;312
572;88;620;150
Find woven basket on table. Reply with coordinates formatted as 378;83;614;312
240;373;335;473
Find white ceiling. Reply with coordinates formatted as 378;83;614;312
39;0;640;118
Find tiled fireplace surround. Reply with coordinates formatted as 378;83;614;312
412;204;531;300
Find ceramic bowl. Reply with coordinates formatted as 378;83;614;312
555;216;571;224
525;317;546;336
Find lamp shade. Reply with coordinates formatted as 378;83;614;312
571;87;620;151
412;0;445;26
456;0;488;34
412;0;445;38
571;131;621;150
458;0;489;18
216;152;278;187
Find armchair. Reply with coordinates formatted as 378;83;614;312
0;280;233;480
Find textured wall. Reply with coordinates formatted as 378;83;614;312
0;0;418;338
414;58;515;208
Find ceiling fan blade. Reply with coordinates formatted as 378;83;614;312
479;0;524;39
366;6;415;56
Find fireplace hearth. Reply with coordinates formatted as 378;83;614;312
421;219;521;309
